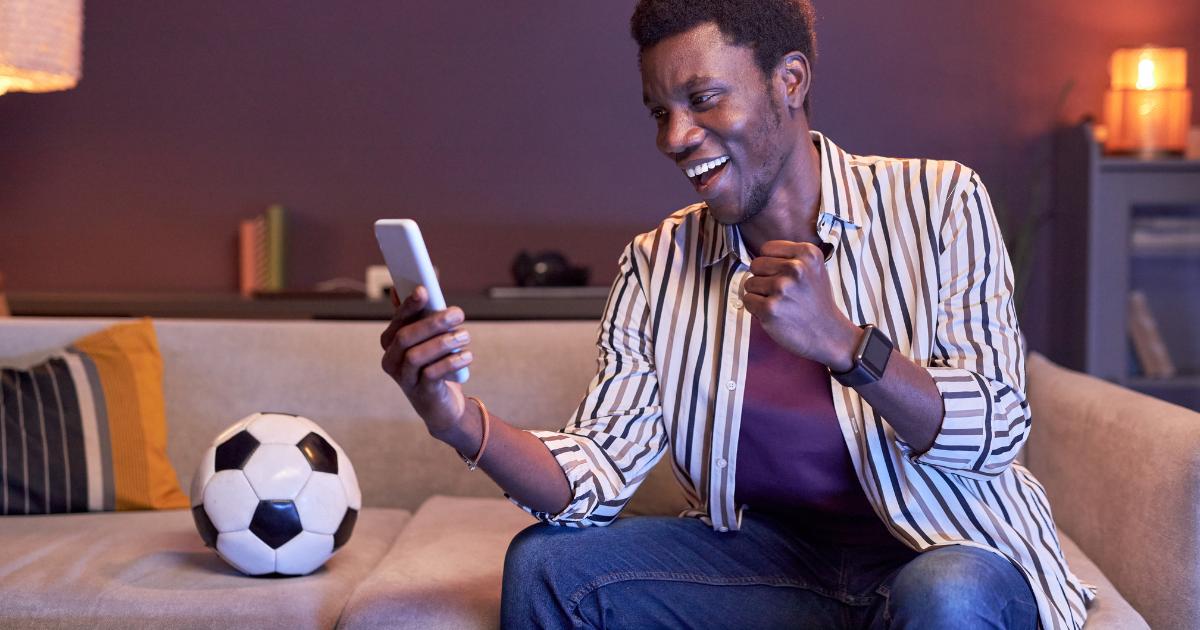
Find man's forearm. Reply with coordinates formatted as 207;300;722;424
827;323;943;454
853;349;944;454
433;404;573;516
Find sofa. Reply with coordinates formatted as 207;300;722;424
0;316;1196;629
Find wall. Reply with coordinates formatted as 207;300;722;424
2;1;1198;349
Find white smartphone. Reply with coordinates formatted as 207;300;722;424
374;219;469;384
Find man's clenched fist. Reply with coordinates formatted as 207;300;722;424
741;240;861;371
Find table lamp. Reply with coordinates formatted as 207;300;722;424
1103;46;1191;157
0;0;83;95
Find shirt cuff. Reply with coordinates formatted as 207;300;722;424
896;367;991;469
503;429;594;526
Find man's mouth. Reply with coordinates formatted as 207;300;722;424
684;155;730;189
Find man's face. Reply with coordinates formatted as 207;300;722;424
641;22;795;225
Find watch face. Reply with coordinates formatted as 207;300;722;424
862;328;892;372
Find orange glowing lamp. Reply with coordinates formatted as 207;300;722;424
1104;47;1191;157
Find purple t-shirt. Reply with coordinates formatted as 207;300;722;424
734;316;902;547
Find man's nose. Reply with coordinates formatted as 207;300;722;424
657;113;704;158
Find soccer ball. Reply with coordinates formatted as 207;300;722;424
190;412;361;576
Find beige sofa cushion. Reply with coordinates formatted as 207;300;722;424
340;496;537;630
1057;533;1148;628
0;507;409;629
340;495;1144;629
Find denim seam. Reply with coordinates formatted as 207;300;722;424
1001;596;1039;628
565;570;869;626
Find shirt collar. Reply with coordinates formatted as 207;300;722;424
702;131;864;268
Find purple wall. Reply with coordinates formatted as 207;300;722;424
2;1;1198;347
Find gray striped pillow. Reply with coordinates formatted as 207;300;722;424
2;351;111;513
1;319;188;515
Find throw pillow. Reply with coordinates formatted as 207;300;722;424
1;318;188;514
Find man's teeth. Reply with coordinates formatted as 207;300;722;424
685;156;729;179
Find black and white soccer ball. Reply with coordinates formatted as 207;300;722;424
190;412;361;576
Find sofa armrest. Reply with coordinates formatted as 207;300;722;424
1022;352;1200;630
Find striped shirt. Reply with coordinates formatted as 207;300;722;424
507;131;1095;629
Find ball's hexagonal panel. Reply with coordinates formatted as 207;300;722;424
203;470;259;532
337;448;362;511
297;432;338;474
192;504;218;548
275;531;334;576
293;472;347;535
246;412;317;445
190;446;216;507
249;500;303;549
215;430;260;471
333;508;358;551
212;413;260;446
216;529;276;575
242;443;312;499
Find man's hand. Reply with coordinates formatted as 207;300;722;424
380;287;475;439
741;240;861;370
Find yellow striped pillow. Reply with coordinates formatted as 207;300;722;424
1;319;188;514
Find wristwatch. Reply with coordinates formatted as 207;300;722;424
829;324;893;387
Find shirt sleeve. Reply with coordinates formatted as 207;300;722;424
505;242;668;526
896;170;1031;480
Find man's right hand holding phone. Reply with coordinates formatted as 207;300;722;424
378;285;573;516
380;286;475;440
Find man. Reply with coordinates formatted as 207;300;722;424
380;1;1094;628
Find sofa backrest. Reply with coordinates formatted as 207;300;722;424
0;317;687;516
1024;351;1200;630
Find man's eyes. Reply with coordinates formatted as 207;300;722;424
647;91;721;120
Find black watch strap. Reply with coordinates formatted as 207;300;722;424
830;324;893;387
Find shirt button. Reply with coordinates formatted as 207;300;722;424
726;381;736;390
716;458;727;468
730;299;743;310
719;526;729;533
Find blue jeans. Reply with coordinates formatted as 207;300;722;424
500;512;1038;629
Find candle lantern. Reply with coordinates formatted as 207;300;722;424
1103;47;1191;157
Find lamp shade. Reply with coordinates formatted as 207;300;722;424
1109;47;1187;90
1104;46;1191;156
0;0;83;95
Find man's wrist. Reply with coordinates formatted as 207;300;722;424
825;321;863;372
432;403;483;456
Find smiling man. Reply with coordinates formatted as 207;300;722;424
380;0;1095;628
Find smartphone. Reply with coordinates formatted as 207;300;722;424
374;219;469;383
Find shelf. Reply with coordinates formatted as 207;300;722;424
1130;245;1200;259
1127;375;1200;390
1127;376;1200;411
1099;157;1200;174
7;291;608;321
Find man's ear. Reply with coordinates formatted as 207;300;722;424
777;52;811;113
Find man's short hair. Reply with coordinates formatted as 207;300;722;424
630;0;818;115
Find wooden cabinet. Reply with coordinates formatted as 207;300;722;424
1050;123;1200;410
